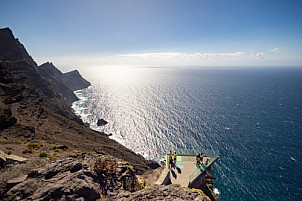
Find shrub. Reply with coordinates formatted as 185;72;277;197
22;149;33;154
39;152;48;158
94;156;118;178
4;151;12;155
28;143;39;149
54;148;60;153
6;147;12;150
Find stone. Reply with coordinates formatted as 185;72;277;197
7;175;27;189
97;119;108;126
5;155;27;165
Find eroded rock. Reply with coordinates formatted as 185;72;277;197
3;154;141;201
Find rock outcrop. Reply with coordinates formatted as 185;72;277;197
112;184;210;201
3;154;141;201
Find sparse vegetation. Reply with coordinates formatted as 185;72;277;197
54;148;60;152
4;151;12;155
22;149;33;154
6;147;12;150
39;152;48;158
94;156;118;177
28;143;39;149
94;156;118;196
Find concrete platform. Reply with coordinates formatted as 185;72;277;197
156;154;219;187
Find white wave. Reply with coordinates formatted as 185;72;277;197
213;188;220;195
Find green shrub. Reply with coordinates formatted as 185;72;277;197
22;149;33;154
53;148;60;152
28;143;39;149
39;152;48;158
6;147;13;150
46;156;56;161
4;150;12;155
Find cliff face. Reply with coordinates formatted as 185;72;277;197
0;27;157;174
63;70;91;91
38;62;91;106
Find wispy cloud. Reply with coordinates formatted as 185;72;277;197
255;52;264;59
119;52;246;59
270;48;280;52
35;49;301;71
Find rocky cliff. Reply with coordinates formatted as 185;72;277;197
38;62;90;106
0;27;158;173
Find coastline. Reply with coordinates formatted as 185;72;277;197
72;87;127;145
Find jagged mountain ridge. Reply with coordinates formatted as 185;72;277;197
38;62;90;105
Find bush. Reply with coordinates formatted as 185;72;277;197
6;147;12;150
94;156;118;178
28;143;39;149
53;148;60;152
39;152;48;158
4;151;12;155
22;149;33;154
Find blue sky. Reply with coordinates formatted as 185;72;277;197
1;0;302;70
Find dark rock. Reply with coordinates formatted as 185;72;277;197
146;160;161;169
70;162;82;173
97;119;108;126
0;103;16;130
53;145;68;150
28;170;42;178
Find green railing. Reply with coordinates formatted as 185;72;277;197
167;148;219;157
189;155;219;183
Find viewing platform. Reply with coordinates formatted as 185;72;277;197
155;149;219;189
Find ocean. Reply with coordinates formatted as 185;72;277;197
72;67;302;201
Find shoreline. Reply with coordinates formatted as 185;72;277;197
72;87;127;145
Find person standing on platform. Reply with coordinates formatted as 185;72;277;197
196;153;201;166
174;152;177;164
168;151;173;169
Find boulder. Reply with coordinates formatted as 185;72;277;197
7;175;27;189
5;155;27;165
97;119;108;126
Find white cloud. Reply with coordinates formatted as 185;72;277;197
119;52;246;60
255;52;264;59
270;48;280;52
35;50;301;70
